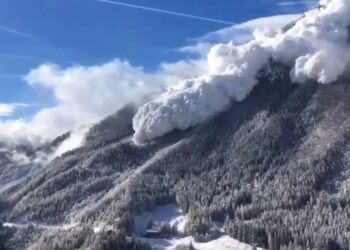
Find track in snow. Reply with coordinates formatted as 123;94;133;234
3;222;78;231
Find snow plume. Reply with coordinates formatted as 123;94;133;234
199;14;302;45
133;42;269;143
0;59;206;147
133;0;350;143
50;125;90;159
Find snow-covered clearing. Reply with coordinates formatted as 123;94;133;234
4;203;263;250
135;204;263;250
140;235;263;250
0;177;26;193
134;204;187;235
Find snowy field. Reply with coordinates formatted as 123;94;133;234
134;204;187;235
135;204;263;250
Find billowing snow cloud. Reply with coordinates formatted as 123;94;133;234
1;0;347;150
199;14;302;45
0;12;304;149
133;0;350;143
181;14;303;60
0;59;206;146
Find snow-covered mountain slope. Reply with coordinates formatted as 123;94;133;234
2;61;350;249
2;0;350;249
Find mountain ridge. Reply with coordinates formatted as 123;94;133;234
2;60;350;249
3;0;350;249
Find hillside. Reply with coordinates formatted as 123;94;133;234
2;0;350;249
1;61;350;249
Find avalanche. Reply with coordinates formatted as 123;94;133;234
133;0;350;143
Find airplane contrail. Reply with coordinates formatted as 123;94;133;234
96;0;235;25
0;26;37;40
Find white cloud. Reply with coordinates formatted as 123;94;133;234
133;0;350;143
0;13;300;148
199;14;302;44
50;125;90;159
236;14;302;31
0;103;29;117
2;0;345;151
0;58;206;147
0;12;308;149
9;149;31;165
181;14;302;59
277;1;319;9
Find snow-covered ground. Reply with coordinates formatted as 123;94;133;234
0;164;33;194
134;204;187;235
3;222;79;231
2;140;263;250
140;235;263;250
92;223;114;234
4;203;263;250
135;204;263;250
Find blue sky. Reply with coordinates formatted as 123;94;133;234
0;0;314;126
